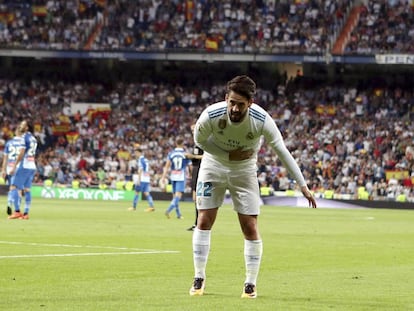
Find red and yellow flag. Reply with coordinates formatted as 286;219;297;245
66;132;80;144
185;0;194;21
0;12;15;24
205;38;218;51
32;6;47;16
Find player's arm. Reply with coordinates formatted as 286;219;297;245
263;116;316;208
160;159;171;182
184;152;194;159
1;152;7;178
137;166;142;184
193;153;203;160
185;152;202;160
137;158;145;184
188;162;193;175
187;158;192;176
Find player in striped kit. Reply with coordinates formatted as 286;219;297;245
189;75;317;298
1;128;24;216
8;120;38;220
129;148;155;212
161;136;191;219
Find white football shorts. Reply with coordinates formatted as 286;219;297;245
196;155;261;215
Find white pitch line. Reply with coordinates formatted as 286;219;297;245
0;250;179;259
0;240;180;259
0;240;176;252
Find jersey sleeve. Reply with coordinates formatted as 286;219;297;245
262;115;307;187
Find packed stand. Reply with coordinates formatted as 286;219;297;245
0;0;351;54
0;77;413;202
94;0;350;54
345;0;414;54
0;0;104;49
3;0;413;55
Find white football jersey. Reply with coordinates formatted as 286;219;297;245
194;101;306;187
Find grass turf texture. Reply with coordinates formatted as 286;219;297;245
0;198;413;311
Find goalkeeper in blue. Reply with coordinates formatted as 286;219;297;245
189;75;317;298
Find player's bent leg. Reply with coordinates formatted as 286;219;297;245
196;208;218;230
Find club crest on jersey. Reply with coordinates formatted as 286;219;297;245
218;119;227;129
246;132;254;139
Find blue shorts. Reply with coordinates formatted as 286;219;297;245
12;168;36;190
134;182;151;193
171;180;185;193
5;174;12;186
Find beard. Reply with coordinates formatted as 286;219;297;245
229;111;246;123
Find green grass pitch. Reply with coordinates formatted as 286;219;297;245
0;198;413;311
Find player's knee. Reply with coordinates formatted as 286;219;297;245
240;222;259;239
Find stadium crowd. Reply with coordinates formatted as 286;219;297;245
95;0;349;54
0;76;413;202
0;0;413;203
346;0;414;54
0;0;413;54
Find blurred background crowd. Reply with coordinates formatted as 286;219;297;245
0;0;413;53
0;0;413;202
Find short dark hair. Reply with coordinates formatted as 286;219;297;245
226;75;256;100
26;120;34;133
176;136;184;146
20;119;34;133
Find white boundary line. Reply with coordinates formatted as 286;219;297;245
0;241;179;259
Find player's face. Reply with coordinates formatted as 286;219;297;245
226;91;252;123
18;121;28;133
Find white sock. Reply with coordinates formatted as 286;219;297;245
244;239;263;285
192;228;211;279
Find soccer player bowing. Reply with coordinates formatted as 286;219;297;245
189;75;316;298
